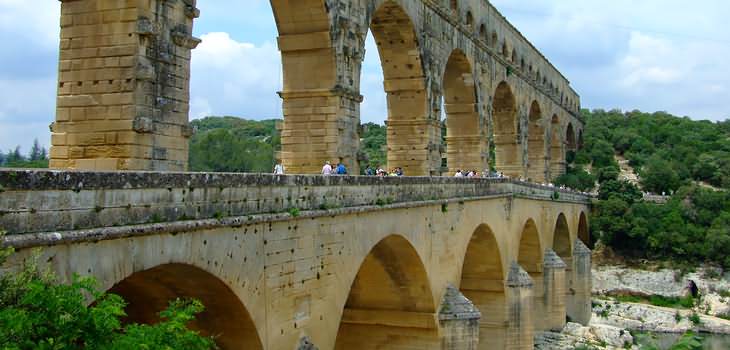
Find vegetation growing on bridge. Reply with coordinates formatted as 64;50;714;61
0;235;215;349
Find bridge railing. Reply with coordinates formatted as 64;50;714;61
0;169;591;235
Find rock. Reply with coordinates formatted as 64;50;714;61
593;264;730;319
592;299;730;335
535;322;636;349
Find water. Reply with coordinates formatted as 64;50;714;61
635;332;730;350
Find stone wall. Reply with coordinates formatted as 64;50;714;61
0;169;590;235
51;0;199;171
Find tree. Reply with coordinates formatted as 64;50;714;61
641;156;680;194
28;139;44;161
0;234;216;349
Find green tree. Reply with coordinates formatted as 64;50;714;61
641;156;680;194
0;236;215;349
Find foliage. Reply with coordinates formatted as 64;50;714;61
554;165;596;191
360;122;387;171
0;139;49;169
0;237;215;349
582;109;730;190
579;109;730;267
189;117;279;173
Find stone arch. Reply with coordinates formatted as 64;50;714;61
502;41;509;58
527;100;546;182
578;130;584;150
108;264;263;350
491;31;498;48
369;1;431;176
479;23;487;42
272;1;345;174
578;212;590;246
466;11;474;29
566;123;577;152
443;49;483;174
492;81;521;177
450;0;458;12
552;213;572;260
549;114;565;180
518;218;543;274
335;234;438;348
459;224;509;348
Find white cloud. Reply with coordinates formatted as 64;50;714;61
0;0;59;49
190;32;282;119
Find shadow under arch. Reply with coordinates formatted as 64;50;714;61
459;224;509;349
443;49;483;174
527;100;546;182
369;1;433;176
578;211;590;247
518;218;543;274
566;123;576;152
549;114;565;180
108;263;263;350
493;81;521;177
552;213;572;260
335;234;438;349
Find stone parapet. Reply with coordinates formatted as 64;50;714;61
0;169;591;235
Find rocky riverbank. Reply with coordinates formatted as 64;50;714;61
535;263;730;349
593;264;730;319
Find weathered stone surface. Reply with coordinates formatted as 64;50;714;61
592;299;730;335
0;169;590;236
1;168;592;349
50;0;583;178
534;322;636;350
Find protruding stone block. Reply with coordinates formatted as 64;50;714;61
439;284;481;350
505;262;534;350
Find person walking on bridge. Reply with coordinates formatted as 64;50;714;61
322;161;333;176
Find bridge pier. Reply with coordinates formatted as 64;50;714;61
567;241;593;325
505;263;535;350
542;250;568;331
439;285;481;350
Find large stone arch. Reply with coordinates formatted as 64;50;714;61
108;263;264;350
552;213;572;261
369;1;435;176
335;234;439;349
443;49;484;174
527;100;546;182
566;123;577;154
272;1;356;174
517;218;542;274
549;114;565;180
493;81;521;177
578;211;590;246
459;224;508;349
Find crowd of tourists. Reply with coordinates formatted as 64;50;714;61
271;161;589;195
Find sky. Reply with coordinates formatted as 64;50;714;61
1;0;729;152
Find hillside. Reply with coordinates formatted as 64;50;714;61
572;110;730;268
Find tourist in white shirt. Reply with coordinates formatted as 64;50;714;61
322;161;333;176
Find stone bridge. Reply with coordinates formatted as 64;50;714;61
50;0;583;181
0;170;591;349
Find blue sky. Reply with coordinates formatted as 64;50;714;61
1;0;729;152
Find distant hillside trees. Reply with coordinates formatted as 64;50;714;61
577;109;730;267
188;117;280;173
0;139;48;169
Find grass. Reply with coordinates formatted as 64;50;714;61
689;313;701;326
613;294;695;309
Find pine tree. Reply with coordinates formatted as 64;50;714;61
29;139;43;161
